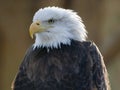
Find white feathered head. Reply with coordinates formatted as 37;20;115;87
29;7;87;48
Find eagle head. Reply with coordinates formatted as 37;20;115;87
29;6;87;48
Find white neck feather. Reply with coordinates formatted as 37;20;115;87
33;28;87;49
33;31;73;49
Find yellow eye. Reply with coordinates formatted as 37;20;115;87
48;19;55;24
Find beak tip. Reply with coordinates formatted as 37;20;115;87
31;36;33;39
29;31;34;39
30;34;34;39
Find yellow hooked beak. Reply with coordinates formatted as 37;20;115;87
29;21;45;39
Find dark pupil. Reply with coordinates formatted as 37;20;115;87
48;19;54;23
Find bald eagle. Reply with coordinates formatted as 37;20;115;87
12;7;110;90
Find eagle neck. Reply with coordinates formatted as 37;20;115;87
33;35;72;50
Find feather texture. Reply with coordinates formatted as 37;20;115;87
12;41;110;90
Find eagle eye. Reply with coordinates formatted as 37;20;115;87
48;19;55;24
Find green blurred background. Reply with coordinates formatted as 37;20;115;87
0;0;120;90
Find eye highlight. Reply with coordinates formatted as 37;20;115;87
48;18;55;24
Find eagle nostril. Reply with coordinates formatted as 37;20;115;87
36;22;40;25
